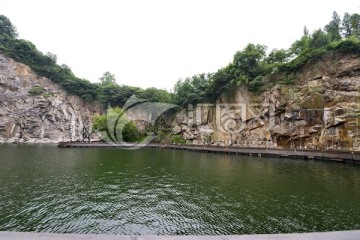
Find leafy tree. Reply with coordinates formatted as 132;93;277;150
97;84;139;106
308;29;331;49
232;43;267;82
266;49;288;64
0;15;17;38
191;73;212;100
45;52;57;65
135;87;171;103
325;11;341;41
92;107;143;142
118;85;140;104
209;66;234;98
342;12;352;38
99;71;116;86
350;13;360;38
289;34;310;56
173;73;212;106
173;78;194;106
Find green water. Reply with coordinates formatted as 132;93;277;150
0;144;359;235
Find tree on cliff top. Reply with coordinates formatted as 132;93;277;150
99;71;116;86
0;15;17;38
325;11;342;41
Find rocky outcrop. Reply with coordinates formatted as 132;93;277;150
0;54;102;143
2;51;360;150
171;52;360;150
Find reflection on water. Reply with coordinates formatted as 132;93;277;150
0;144;359;234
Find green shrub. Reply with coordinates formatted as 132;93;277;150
248;76;264;92
28;86;44;96
92;107;144;143
327;36;360;53
170;134;186;144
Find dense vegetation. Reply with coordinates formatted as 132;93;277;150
92;107;144;142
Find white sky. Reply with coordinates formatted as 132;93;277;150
2;0;359;91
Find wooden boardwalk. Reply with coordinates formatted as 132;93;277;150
58;142;360;164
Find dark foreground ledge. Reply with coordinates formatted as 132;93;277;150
58;142;360;164
1;230;360;240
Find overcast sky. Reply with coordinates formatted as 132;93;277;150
2;0;359;90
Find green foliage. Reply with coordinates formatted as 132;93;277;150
92;114;108;132
99;71;116;86
28;86;44;96
208;65;235;98
173;43;272;104
170;134;186;144
308;29;331;49
266;49;288;64
96;83;139;106
342;12;352;38
173;73;212;106
135;87;171;103
122;121;142;142
92;107;144;142
325;11;342;41
281;47;327;73
327;36;360;53
0;15;17;38
154;131;186;144
172;11;360;104
233;43;267;80
278;12;360;74
289;35;309;56
208;43;269;98
350;13;360;38
247;76;263;92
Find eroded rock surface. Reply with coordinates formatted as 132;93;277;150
172;53;360;150
0;54;101;143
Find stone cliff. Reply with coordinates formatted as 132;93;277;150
171;52;360;150
2;51;360;150
0;54;102;143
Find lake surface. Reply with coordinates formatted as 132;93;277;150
0;144;359;235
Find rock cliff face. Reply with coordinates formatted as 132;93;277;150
171;52;360;150
2;51;360;150
0;54;102;143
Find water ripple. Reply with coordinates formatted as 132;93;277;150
0;146;360;234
